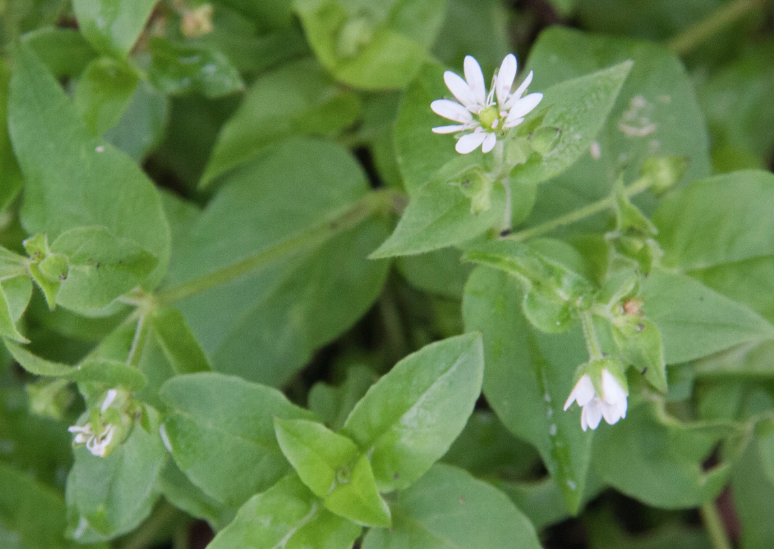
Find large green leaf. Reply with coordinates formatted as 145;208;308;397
8;44;170;288
462;265;592;514
522;27;710;233
362;464;542;549
73;57;138;136
163;139;389;386
207;475;362;549
341;333;484;492
0;60;22;213
72;0;158;58
593;400;732;508
65;408;167;542
158;373;316;508
732;438;774;549
642;269;774;364
0;462;106;549
201;58;362;187
653;170;774;323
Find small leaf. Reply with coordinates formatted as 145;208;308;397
273;418;360;498
50;226;158;311
72;0;158;58
370;162;506;258
341;332;484;492
207;475;361;549
611;318;667;392
0;282;29;343
4;340;147;390
73;57;138;135
308;365;378;430
324;454;391;527
148;37;244;98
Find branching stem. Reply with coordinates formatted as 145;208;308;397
505;175;652;242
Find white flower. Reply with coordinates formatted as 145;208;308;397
68;423;117;457
563;369;628;431
431;54;543;154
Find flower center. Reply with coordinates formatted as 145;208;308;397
478;106;500;130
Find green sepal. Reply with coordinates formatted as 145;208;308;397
22;232;49;259
640;155;689;196
38;253;69;282
613;179;658;236
611;318;667;392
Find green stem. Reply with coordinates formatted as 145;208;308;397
667;0;766;55
155;189;397;304
580;312;603;361
505;175;652;243
700;500;733;549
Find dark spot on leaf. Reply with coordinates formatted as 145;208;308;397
641;367;648;375
499;228;512;237
459;496;465;504
59;274;66;280
393;473;399;480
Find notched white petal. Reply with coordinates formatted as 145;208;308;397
432;124;469;134
456;131;487;154
431;99;473;123
507;92;543;120
564;374;596;410
496;53;517;105
444;71;477;109
601;369;627;404
464;55;486;106
481;133;497;153
507;70;535;108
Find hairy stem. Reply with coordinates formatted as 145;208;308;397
155;189;397;304
505;175;652;242
580;312;604;361
667;0;767;55
700;500;733;549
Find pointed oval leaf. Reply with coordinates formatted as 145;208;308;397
72;0;158;58
341;333;484;492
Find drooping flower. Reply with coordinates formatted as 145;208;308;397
431;54;543;154
563;368;628;431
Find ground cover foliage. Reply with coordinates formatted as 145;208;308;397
1;0;774;548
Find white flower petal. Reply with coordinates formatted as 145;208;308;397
582;400;604;431
444;71;478;110
481;132;497;153
431;99;473;123
505;70;535;109
564;374;596;410
506;92;543;121
601;369;627;404
464;55;486;107
601;401;623;425
432;124;469;134
101;389;118;413
456;131;487;154
502;116;524;129
496;54;517;105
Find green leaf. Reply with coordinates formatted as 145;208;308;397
641;269;774;364
294;0;445;89
22;27;98;79
693;340;774;379
148;37;244;98
156;461;235;531
212;0;295;32
396;248;473;299
8;44;171;288
0;462;104;549
274;418;360;497
50;226;158;311
158;372;316;508
611;318;667;392
207;475;362;549
164;139;389;386
732;436;774;548
0;280;30;343
72;0;158;58
370;160;506;257
149;307;211;375
0;60;23;213
1;275;33;324
103;81;168;162
462;266;592;514
274;418;390;527
65;407;167;542
362;464;542;549
201;58;362;187
654;171;774;271
341;333;484;492
308;365;378;430
4;340;147;390
74;57;138;136
593;400;732;508
522;27;710;234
